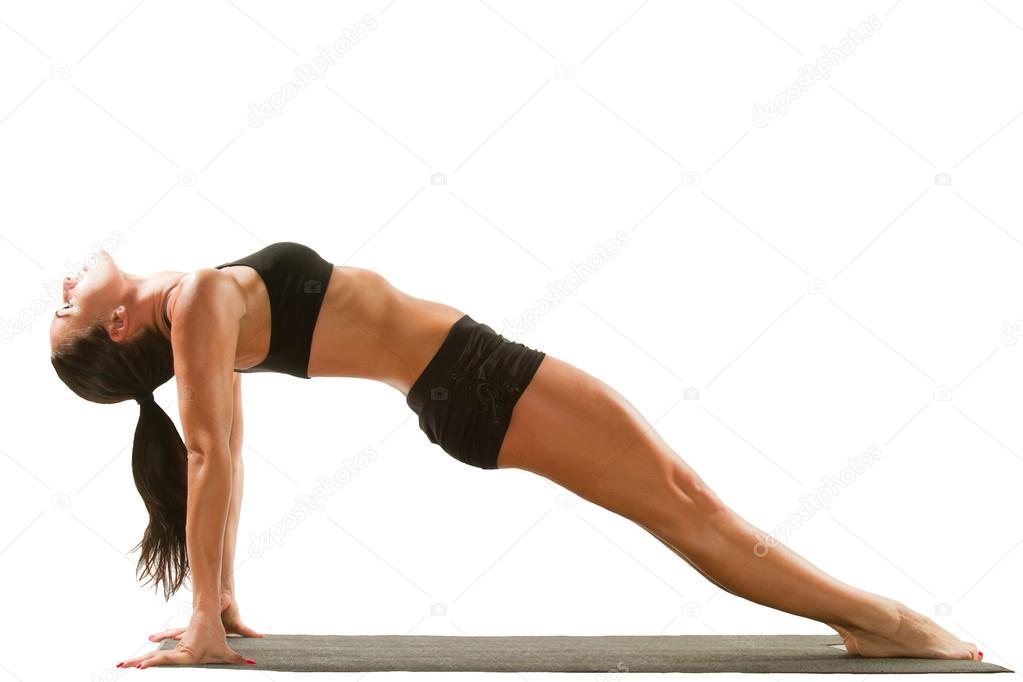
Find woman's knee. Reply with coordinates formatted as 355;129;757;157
669;463;728;515
637;464;730;538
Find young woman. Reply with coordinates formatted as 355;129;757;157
50;242;982;669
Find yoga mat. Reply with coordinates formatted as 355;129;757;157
157;633;1011;673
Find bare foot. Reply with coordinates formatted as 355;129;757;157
827;622;860;655
831;601;981;661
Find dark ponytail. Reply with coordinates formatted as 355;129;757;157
131;397;189;599
51;322;190;599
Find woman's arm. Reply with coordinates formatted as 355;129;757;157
185;436;232;616
218;371;264;638
122;273;251;668
174;275;242;618
221;372;243;596
147;336;262;645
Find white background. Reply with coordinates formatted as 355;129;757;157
2;0;1021;679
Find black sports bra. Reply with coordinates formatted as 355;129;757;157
164;242;334;379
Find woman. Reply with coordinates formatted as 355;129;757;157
49;242;982;669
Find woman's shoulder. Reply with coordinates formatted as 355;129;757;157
166;269;246;331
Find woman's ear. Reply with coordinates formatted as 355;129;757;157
109;304;130;343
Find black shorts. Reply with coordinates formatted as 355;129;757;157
406;314;546;470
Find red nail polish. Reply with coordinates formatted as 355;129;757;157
979;651;984;659
246;659;256;664
115;662;123;668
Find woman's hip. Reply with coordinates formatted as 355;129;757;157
405;314;546;470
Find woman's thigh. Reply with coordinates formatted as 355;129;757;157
496;354;723;530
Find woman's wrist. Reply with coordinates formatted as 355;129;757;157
192;590;224;616
218;589;239;616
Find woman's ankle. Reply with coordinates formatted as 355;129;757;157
843;593;904;639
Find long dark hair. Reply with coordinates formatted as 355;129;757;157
51;321;189;600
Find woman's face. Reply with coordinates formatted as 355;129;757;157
50;249;126;347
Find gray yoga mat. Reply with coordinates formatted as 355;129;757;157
157;633;1011;673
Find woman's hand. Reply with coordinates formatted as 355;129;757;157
219;590;265;638
120;612;255;669
148;591;265;643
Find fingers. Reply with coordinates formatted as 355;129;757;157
228;622;265;638
137;652;178;669
116;650;162;668
134;649;252;668
138;648;208;669
221;645;256;666
148;627;186;642
117;642;257;669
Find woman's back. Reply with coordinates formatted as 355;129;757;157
170;241;464;393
